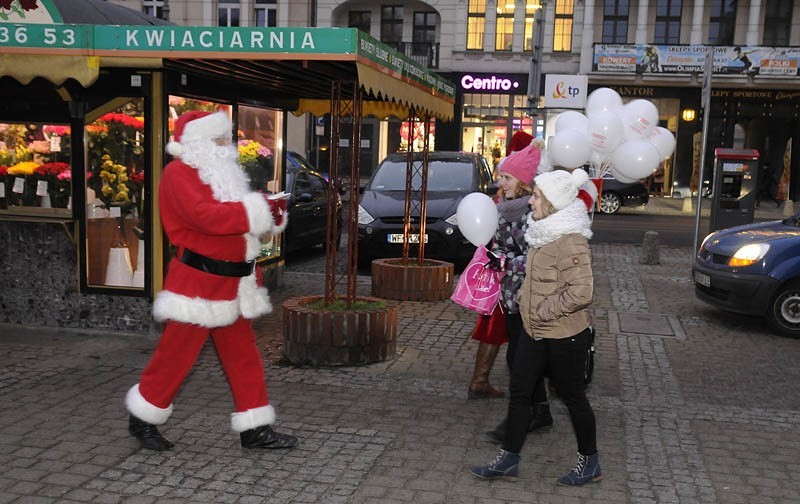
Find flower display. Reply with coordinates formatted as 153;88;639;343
0;0;38;20
238;139;273;191
98;154;132;209
36;162;70;208
7;160;38;176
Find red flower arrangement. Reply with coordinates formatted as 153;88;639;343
36;162;70;178
43;125;71;136
99;113;144;130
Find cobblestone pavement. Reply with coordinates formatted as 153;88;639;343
2;237;800;503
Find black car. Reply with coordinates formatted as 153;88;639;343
598;174;650;214
357;151;496;266
284;151;342;253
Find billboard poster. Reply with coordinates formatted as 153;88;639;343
593;44;800;77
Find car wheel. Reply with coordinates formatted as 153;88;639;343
766;281;800;338
599;192;622;214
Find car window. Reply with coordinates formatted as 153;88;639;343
308;173;328;202
294;171;311;196
369;159;475;191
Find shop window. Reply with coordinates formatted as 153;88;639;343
466;0;485;50
495;3;514;51
219;1;240;27
763;0;791;46
524;0;541;51
654;0;682;44
413;11;437;55
553;0;574;52
349;11;371;36
254;0;277;27
237;104;283;259
708;0;736;45
0;122;72;217
602;0;629;44
84;99;146;290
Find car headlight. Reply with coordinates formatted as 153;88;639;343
728;243;770;267
358;204;374;225
445;213;458;225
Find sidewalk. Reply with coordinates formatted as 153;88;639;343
619;193;794;221
2;242;800;503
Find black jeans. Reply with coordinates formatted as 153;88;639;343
503;327;597;456
505;312;547;404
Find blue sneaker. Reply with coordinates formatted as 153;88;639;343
557;452;602;486
468;449;520;480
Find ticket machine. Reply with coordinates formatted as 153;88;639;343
709;148;759;232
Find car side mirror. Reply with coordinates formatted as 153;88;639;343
296;192;313;203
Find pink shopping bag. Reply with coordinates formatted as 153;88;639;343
450;245;504;315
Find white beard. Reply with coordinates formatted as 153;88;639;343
180;140;251;202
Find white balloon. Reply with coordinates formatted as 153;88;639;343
610;140;661;180
649;127;676;158
555;111;589;134
608;169;641;184
587;110;624;153
585;87;623;116
622;99;659;140
456;192;499;247
548;130;592;169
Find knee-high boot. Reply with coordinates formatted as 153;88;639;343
468;342;505;399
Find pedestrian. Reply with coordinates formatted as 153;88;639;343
477;143;553;437
468;168;601;486
124;110;297;451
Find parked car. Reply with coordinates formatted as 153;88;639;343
284;151;342;253
598;174;650;214
357;151;496;266
692;213;800;338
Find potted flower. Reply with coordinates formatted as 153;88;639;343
35;162;70;208
238;139;273;191
7;160;39;206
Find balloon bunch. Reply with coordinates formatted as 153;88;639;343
549;88;676;183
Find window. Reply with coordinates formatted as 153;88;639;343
654;0;681;44
708;0;736;45
413;11;437;56
553;0;574;52
381;6;404;44
602;0;628;44
524;0;542;51
218;1;240;27
254;0;276;28
349;11;371;35
763;0;791;46
495;2;514;51
142;0;164;19
466;0;485;50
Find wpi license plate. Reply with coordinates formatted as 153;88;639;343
694;271;711;287
387;233;428;244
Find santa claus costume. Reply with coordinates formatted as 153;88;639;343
125;110;297;451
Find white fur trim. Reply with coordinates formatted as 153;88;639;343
238;274;273;319
580;180;598;200
245;234;262;261
242;192;273;236
126;384;173;425
153;290;240;328
166;141;182;156
525;200;593;248
181;111;230;144
230;404;276;432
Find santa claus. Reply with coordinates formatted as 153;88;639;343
125;110;297;451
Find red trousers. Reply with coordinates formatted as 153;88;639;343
138;317;269;413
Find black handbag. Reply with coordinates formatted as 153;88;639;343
584;325;596;385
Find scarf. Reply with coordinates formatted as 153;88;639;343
496;194;530;222
525;200;593;248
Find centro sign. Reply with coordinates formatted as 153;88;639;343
461;74;521;92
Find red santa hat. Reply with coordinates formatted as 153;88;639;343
166;110;231;157
506;130;533;156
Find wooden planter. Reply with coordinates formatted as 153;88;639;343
371;258;454;301
282;295;398;366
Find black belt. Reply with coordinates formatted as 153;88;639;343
179;248;255;278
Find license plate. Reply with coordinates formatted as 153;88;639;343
694;271;711;288
387;233;428;244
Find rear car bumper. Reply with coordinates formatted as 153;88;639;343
692;260;778;316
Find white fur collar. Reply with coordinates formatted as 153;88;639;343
180;140;251;202
525;200;593;248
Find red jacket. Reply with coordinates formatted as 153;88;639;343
152;159;286;328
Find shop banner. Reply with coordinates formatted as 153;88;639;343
543;74;588;109
593;44;800;77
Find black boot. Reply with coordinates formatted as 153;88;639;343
128;415;174;451
485;418;506;444
527;402;553;432
240;425;298;449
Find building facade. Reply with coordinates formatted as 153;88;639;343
109;0;800;198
